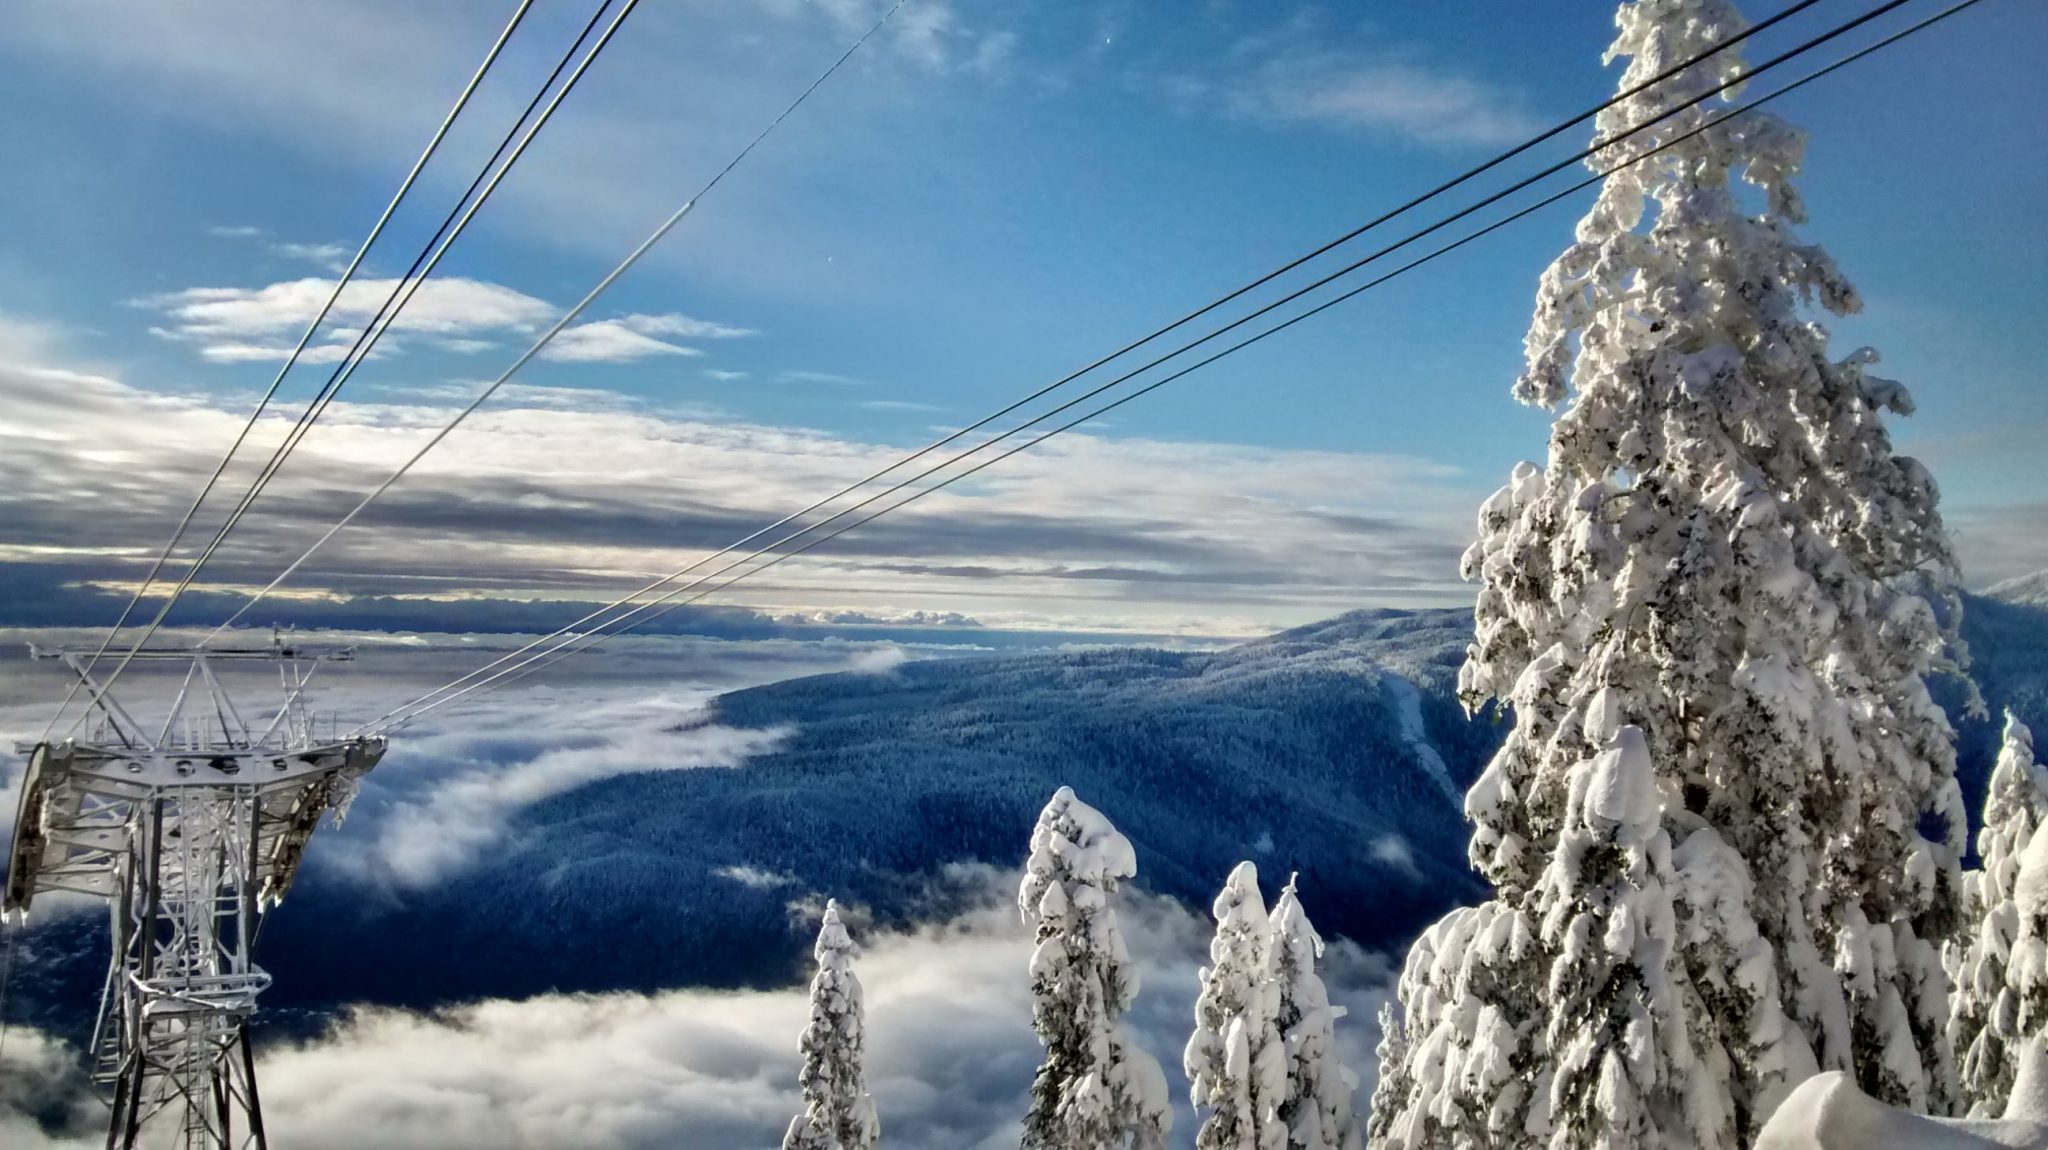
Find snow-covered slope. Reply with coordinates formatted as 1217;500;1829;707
1989;570;2048;610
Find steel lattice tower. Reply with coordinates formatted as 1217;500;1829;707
6;638;384;1149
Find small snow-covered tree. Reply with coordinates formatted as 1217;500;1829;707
1020;786;1171;1150
1368;898;1551;1147
1268;875;1362;1150
2000;770;2048;1118
1379;0;1972;1136
1187;861;1287;1150
1365;1003;1408;1149
782;900;879;1150
1953;713;2048;1115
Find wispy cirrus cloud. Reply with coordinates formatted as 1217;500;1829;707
778;369;871;386
1220;51;1542;147
1161;14;1542;150
615;313;756;340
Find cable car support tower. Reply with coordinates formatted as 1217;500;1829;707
6;638;383;1149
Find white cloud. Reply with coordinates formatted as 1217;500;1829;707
618;312;756;340
0;869;1393;1149
206;223;264;239
194;340;360;364
848;644;910;674
540;318;704;364
1225;51;1541;147
0;1025;99;1148
715;864;798;889
138;276;558;362
705;369;751;382
271;240;352;272
1371;833;1420;876
0;313;75;365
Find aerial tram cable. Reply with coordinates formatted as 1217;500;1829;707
153;0;631;646
376;0;1993;731
171;0;911;654
174;0;620;630
508;0;1985;695
74;0;648;721
368;0;1950;731
35;0;539;743
359;0;1840;726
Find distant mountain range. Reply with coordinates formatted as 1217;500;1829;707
7;589;2047;1045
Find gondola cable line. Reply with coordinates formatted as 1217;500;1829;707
354;0;1844;727
36;0;541;743
371;0;1957;732
71;0;651;726
177;0;914;660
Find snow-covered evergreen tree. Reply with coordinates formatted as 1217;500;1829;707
1268;875;1362;1150
1366;1003;1409;1149
1953;713;2048;1115
1377;0;1971;1139
1187;861;1287;1150
1020;786;1172;1150
782;900;879;1150
1368;897;1550;1146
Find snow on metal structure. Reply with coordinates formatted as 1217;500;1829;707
6;638;383;1149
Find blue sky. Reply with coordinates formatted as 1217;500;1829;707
0;0;2042;638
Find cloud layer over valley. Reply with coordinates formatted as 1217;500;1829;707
1;870;1392;1150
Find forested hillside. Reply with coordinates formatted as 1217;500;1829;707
243;608;1492;1016
8;594;2043;1046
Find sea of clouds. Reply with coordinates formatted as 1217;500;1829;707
0;630;1394;1148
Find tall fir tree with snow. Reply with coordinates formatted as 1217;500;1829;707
1020;786;1172;1150
1957;715;2048;1115
1373;0;1970;1142
782;900;880;1150
1268;876;1363;1150
1187;861;1287;1150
